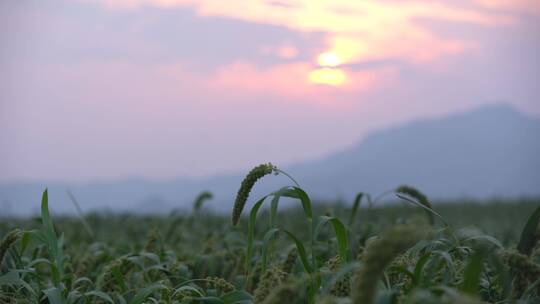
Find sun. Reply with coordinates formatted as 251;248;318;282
308;51;347;86
317;52;342;67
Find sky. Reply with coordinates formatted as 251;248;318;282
0;0;539;182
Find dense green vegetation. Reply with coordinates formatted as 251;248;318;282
1;164;539;304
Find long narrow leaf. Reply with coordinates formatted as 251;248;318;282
130;283;167;304
517;206;540;256
460;248;487;294
246;195;270;273
283;230;313;273
261;228;280;271
396;194;448;227
348;192;363;227
280;187;313;220
314;216;349;262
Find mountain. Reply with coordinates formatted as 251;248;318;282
290;104;540;199
1;104;539;216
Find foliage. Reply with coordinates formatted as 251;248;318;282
1;164;539;303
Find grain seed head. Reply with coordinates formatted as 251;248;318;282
0;229;22;266
253;266;287;303
232;163;277;225
353;224;426;304
396;185;434;225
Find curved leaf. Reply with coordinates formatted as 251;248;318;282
348;192;363;227
130;283;167;304
261;228;280;271
221;290;252;304
517;205;540;256
314;216;349;262
85;291;114;304
283;230;313;273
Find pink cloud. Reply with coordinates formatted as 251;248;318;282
92;0;514;67
475;0;540;16
206;62;398;103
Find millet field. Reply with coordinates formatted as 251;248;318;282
1;163;539;304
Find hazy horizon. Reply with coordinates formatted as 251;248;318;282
0;102;537;185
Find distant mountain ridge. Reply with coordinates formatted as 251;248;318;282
289;104;540;199
1;104;539;215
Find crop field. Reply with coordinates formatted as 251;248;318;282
1;164;539;304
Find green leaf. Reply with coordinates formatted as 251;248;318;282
0;270;36;296
460;248;487;294
129;283;167;304
246;194;271;273
221;290;252;304
396;193;448;227
20;230;31;254
73;277;93;288
172;285;204;298
283;230;313;273
280;187;313;220
375;289;398;304
41;189;55;237
0;271;19;285
261;228;280;271
462;235;503;249
192;297;224;304
245;186;313;274
412;252;432;286
517;205;540;256
39;189;65;286
269;193;281;229
348;192;363;227
112;266;128;293
85;291;114;303
314;216;349;262
66;190;95;239
66;290;82;304
43;286;65;304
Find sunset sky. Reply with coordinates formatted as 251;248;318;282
1;0;539;182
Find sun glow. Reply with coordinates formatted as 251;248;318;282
317;52;342;67
309;51;347;86
308;68;346;86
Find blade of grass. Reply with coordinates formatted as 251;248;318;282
314;216;349;262
283;230;313;273
460;247;487;295
348;192;363;227
396;193;448;227
517;205;540;256
130;283;167;304
66;190;95;239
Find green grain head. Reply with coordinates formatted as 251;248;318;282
396;185;434;225
253;266;287;303
96;257;131;292
205;276;235;293
261;278;307;304
144;228;160;253
193;191;213;212
246;261;264;293
281;247;298;275
503;250;540;297
0;229;22;266
325;255;350;297
232;163;276;225
352;224;426;304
